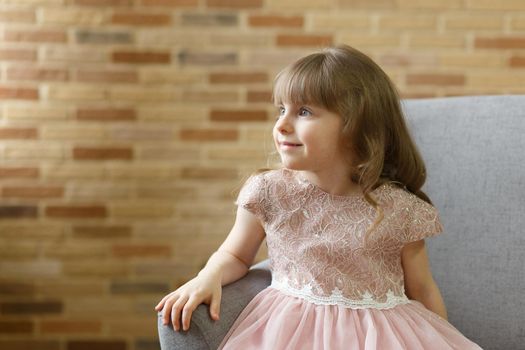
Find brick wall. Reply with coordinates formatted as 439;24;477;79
1;0;524;349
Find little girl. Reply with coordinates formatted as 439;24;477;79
156;45;482;349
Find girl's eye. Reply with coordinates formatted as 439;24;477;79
278;106;286;115
299;108;312;117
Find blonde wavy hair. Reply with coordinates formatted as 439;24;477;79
263;44;433;231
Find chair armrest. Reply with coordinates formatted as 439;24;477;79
158;260;271;349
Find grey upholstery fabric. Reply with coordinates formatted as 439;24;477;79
158;95;525;350
158;262;271;349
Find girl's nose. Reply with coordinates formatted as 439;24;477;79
276;114;293;134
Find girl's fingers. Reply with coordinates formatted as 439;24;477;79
181;295;199;331
161;294;180;326
171;295;189;331
210;292;221;320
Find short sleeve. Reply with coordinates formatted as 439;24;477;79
402;194;444;244
234;173;266;223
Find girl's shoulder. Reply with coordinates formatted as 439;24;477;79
377;182;438;215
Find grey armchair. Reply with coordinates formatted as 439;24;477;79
158;95;525;350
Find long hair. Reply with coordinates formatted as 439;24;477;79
271;44;432;231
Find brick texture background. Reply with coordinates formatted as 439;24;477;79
1;0;525;349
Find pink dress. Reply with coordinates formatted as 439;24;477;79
218;169;482;350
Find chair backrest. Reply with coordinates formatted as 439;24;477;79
402;95;525;350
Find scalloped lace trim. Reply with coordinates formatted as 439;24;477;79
270;277;410;310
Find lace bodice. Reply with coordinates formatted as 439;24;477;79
236;168;443;309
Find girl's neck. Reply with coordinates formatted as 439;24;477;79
297;169;361;197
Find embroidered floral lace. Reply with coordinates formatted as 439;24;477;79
236;168;443;309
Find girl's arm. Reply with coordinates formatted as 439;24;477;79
155;205;265;331
401;239;448;320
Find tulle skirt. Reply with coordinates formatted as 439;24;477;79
218;287;482;350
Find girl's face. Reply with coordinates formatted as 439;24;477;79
273;101;351;174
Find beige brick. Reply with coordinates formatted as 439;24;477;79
68;183;133;200
511;16;525;30
43;242;108;260
65;297;134;316
112;244;171;257
379;53;437;67
379;15;437;30
41;125;106;140
277;34;333;47
182;90;239;103
41;7;107;25
339;34;401;48
112;203;174;218
139;69;205;84
5;143;63;160
248;14;303;28
43;163;105;180
43;47;106;62
439;53;503;68
206;146;267;161
109;86;179;102
37;280;105;297
0;9;35;23
466;0;525;10
408;35;465;48
444;15;503;30
138;106;207;122
137;145;201;161
47;84;106;101
0;261;61;278
138;30;207;46
310;14;370;30
5;105;69;121
397;0;462;9
245;50;310;67
2;186;64;199
209;33;271;47
109;126;174;141
0;243;39;259
107;164;173;179
266;0;331;9
63;262;130;278
468;72;525;87
136;185;197;199
0;223;64;239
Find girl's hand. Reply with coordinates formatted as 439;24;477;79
155;271;222;331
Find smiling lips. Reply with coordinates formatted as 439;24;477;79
280;141;302;147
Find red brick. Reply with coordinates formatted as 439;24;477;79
0;340;59;350
112;13;171;26
206;0;263;8
247;90;272;103
248;15;303;28
180;128;238;141
4;30;66;43
181;167;237;180
67;340;126;350
3;186;64;199
0;49;37;61
141;0;198;6
45;206;107;218
112;244;171;257
77;108;136;121
406;74;465;86
0;320;34;333
510;56;525;67
0;281;35;296
0;87;39;100
112;51;170;64
0;128;38;139
76;70;137;83
210;72;267;84
475;37;525;49
73;226;132;239
210;109;267;122
7;67;68;81
0;301;62;315
277;34;333;47
0;167;39;178
40;320;101;334
0;206;38;218
73;147;133;160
